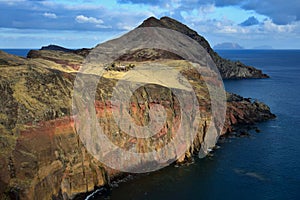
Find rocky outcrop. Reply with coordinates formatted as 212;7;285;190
177;92;275;163
41;45;74;53
116;48;184;62
40;45;91;57
0;49;275;199
27;49;84;70
138;17;269;79
226;93;276;126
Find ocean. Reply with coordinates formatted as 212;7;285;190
0;49;33;57
2;49;300;200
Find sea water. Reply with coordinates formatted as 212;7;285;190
1;49;32;57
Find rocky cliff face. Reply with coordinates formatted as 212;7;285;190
138;17;269;79
0;48;275;199
0;50;110;200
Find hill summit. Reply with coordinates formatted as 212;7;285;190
138;16;268;79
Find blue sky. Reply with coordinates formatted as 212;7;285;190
0;0;299;49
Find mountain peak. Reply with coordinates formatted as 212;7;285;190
139;16;195;34
137;16;268;79
160;16;180;23
139;16;163;27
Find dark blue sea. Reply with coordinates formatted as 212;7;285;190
0;49;32;57
3;49;300;200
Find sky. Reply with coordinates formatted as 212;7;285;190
0;0;299;49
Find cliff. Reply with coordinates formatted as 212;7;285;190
0;46;275;199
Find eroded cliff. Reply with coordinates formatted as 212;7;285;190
0;49;275;199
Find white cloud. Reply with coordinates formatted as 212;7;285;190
1;0;26;6
263;20;296;33
95;24;112;29
75;15;104;24
199;4;215;15
43;12;57;19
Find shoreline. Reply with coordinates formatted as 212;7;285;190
74;120;275;200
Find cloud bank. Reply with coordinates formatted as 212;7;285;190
118;0;300;25
0;0;299;48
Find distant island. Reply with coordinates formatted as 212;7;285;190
214;43;274;50
214;42;244;50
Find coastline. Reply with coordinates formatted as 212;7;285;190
74;122;276;200
0;48;275;199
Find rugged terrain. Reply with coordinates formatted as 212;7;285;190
0;48;274;199
0;17;275;200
